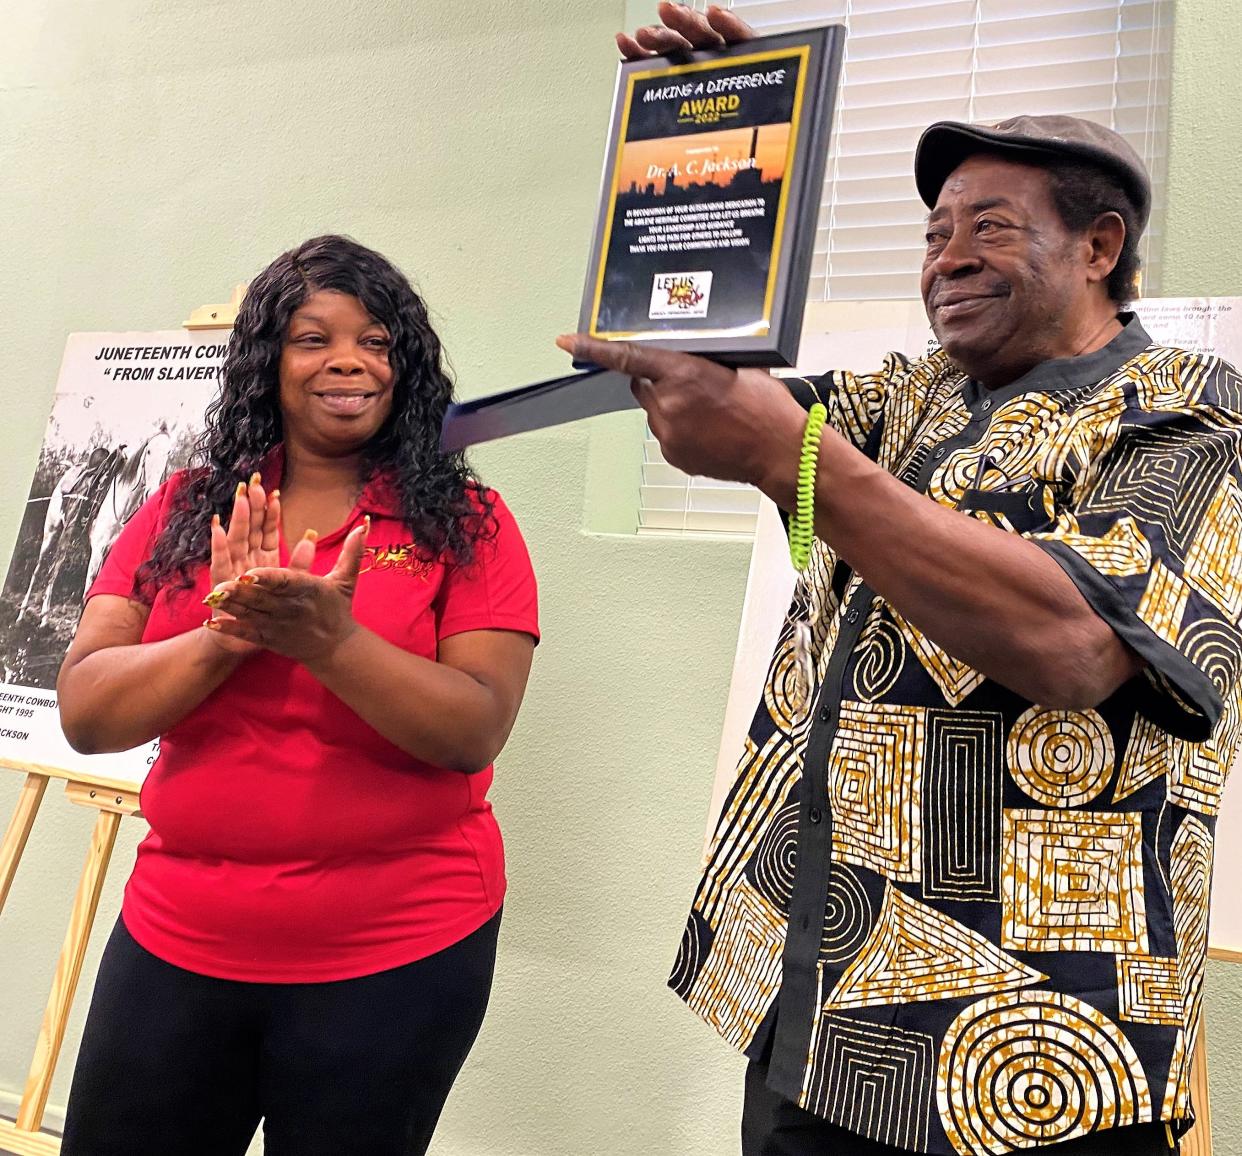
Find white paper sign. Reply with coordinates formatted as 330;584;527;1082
0;331;225;783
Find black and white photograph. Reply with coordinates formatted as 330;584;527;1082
0;331;224;770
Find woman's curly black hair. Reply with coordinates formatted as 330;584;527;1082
138;235;495;596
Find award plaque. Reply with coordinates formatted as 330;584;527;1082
578;26;845;367
441;25;846;452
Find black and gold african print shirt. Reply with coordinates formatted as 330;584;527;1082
670;317;1242;1154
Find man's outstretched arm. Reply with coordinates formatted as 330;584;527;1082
557;334;1143;710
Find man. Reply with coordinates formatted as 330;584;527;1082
559;6;1242;1154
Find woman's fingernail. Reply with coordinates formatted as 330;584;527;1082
270;489;280;501
302;529;319;542
202;589;229;608
211;514;221;529
249;472;261;486
235;481;246;498
203;619;222;632
237;574;258;585
363;516;371;533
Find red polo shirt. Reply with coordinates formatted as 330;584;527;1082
86;461;538;982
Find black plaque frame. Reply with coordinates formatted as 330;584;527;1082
578;26;845;367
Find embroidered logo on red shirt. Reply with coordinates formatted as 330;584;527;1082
359;543;434;579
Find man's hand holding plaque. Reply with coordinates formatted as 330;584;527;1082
615;3;754;60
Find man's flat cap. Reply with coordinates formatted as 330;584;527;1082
914;115;1152;230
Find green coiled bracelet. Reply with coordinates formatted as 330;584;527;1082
789;403;827;572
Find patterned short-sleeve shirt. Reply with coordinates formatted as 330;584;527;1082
670;317;1242;1154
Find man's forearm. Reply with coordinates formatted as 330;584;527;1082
757;424;1141;707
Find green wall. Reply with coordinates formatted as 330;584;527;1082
0;2;1238;1154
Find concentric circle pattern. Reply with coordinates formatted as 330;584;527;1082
1180;618;1242;696
670;912;709;997
1007;707;1114;806
820;865;874;964
751;804;800;909
937;991;1151;1155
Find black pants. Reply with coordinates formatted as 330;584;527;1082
742;1054;1178;1155
61;912;501;1156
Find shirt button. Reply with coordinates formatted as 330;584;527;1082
846;609;859;623
982;398;993;411
933;446;946;459
818;703;833;724
809;807;822;824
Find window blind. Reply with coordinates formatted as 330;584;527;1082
637;0;1172;537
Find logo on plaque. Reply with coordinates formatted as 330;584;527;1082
650;272;713;319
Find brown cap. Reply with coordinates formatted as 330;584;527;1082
914;115;1151;231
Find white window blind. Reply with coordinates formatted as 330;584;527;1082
637;0;1172;537
640;438;764;534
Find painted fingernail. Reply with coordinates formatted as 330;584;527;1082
270;489;280;501
203;619;222;632
202;589;229;608
303;529;319;542
237;574;258;585
211;514;221;528
363;516;371;533
249;472;261;486
235;481;246;498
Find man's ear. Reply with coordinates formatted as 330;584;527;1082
1084;210;1127;287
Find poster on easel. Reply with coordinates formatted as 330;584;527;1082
0;332;226;780
710;296;1242;953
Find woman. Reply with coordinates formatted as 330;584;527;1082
56;235;539;1156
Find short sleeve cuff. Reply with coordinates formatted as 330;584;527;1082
85;577;148;603
1035;539;1223;741
437;614;540;645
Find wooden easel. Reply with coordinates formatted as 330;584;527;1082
0;759;141;1156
